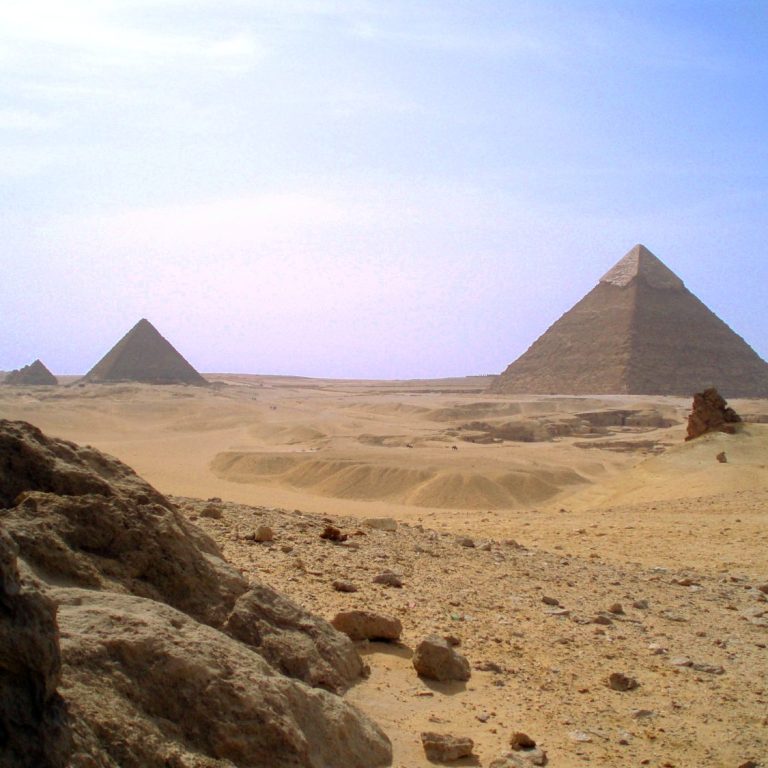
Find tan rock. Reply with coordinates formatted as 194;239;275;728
420;731;474;762
56;588;391;768
332;610;403;641
413;635;471;682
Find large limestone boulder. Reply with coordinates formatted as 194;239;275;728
0;420;247;626
56;588;391;768
0;420;366;692
0;420;391;767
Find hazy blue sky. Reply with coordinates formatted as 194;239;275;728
2;1;766;377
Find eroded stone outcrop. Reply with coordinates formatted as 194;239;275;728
0;529;71;768
0;420;391;768
685;388;742;441
57;588;390;768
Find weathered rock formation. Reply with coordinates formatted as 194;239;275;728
686;387;742;441
492;244;768;396
82;318;207;385
3;359;58;386
0;419;391;768
0;529;71;768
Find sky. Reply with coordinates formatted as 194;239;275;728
2;0;767;378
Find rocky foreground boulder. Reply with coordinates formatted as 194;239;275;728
0;419;391;768
0;529;71;767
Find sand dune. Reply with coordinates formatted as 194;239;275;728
1;375;764;518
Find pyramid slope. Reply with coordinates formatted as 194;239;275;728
492;245;768;397
3;359;58;386
84;319;207;386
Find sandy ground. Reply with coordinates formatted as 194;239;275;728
1;374;767;766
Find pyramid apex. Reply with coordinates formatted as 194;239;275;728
600;244;684;290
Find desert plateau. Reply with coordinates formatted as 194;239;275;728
1;375;766;767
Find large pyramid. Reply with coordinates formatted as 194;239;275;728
83;319;207;385
491;244;768;397
3;359;58;386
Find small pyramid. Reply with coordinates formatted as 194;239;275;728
492;245;768;397
3;359;58;386
83;319;207;385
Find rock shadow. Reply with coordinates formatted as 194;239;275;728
357;641;414;660
417;677;468;696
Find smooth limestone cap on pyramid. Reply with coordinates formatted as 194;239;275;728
3;359;58;386
491;244;768;397
83;319;207;385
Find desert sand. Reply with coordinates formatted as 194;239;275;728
1;375;766;766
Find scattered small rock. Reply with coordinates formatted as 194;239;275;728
608;602;624;614
607;672;639;691
372;570;403;588
541;596;560;606
331;610;402;641
457;537;475;548
413;635;471;682
492;747;548;766
632;599;649;609
199;504;222;519
716;451;728;463
509;732;536;750
692;662;725;675
254;525;274;542
320;525;347;542
420;732;474;762
475;660;503;673
332;579;358;593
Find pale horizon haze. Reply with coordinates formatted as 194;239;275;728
2;1;767;378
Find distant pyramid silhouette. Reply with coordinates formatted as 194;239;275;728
3;359;58;386
491;245;768;397
83;319;207;385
